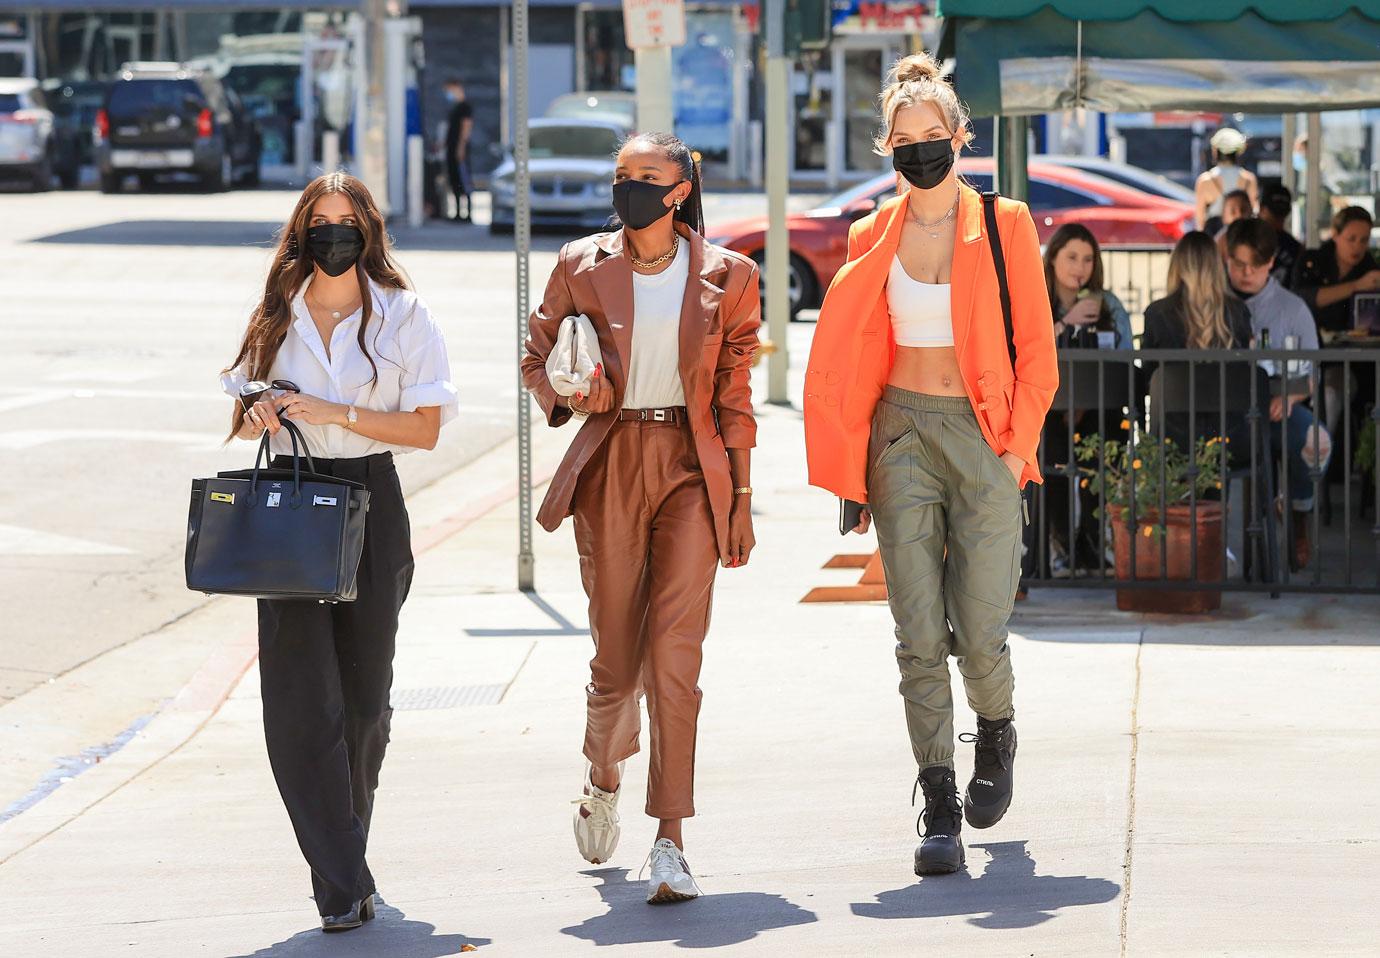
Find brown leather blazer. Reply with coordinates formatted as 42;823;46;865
521;222;761;562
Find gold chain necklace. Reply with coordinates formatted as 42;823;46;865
909;192;959;239
629;235;679;270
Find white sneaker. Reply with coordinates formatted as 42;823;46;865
642;838;701;904
572;764;622;865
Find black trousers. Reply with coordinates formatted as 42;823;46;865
257;452;414;916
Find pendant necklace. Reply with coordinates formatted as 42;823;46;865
309;291;358;321
630;235;679;270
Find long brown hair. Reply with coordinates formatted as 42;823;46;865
1167;231;1233;349
223;173;408;440
1043;223;1111;329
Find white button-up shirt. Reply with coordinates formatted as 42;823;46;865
222;276;458;459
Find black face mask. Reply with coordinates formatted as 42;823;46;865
892;139;956;191
305;224;365;277
612;180;682;232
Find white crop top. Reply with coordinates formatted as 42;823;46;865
887;256;954;347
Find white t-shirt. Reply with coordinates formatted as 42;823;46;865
221;275;458;458
624;241;690;409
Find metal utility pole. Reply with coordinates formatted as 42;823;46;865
763;0;790;405
995;116;1029;202
635;46;674;131
514;0;535;591
360;0;390;212
1305;112;1322;249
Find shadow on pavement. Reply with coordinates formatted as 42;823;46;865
851;841;1120;929
224;901;490;958
26;218;573;253
464;591;590;638
561;867;818;949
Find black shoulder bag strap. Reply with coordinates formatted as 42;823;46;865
981;190;1018;369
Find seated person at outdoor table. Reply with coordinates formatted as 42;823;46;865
1041;225;1132;572
1141;232;1254;454
1291;205;1380;436
1046;224;1133;349
1213;189;1254;263
1292;206;1380;333
1225;218;1332;568
1259;186;1303;289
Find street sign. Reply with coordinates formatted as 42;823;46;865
623;0;687;50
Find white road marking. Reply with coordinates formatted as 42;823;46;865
0;524;133;556
0;392;66;414
0;387;227;414
0;429;223;450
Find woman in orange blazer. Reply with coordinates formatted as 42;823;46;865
521;132;759;903
804;54;1057;876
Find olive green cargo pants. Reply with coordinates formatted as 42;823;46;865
867;387;1022;770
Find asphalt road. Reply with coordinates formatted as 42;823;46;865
0;184;825;706
0;186;559;705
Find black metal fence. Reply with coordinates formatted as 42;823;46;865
1027;348;1380;595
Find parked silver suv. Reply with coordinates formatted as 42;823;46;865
0;78;77;192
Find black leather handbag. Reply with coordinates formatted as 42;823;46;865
185;419;370;602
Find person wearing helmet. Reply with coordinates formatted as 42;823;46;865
1195;127;1259;232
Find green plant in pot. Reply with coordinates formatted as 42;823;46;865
1075;426;1227;613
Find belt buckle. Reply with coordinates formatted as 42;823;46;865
653;409;668;422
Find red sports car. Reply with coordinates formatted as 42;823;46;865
704;159;1196;315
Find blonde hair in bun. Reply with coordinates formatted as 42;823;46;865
873;52;973;156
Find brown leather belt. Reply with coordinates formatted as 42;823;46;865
617;406;688;424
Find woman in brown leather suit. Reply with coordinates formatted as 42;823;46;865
520;132;760;904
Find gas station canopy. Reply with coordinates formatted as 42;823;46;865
936;0;1380;116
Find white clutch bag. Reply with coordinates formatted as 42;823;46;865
546;313;602;397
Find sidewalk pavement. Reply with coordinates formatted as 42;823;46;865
1;400;1378;958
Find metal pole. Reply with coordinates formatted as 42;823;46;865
361;0;390;214
514;0;535;591
995;115;1029;202
635;45;674;131
764;0;790;405
1305;112;1323;249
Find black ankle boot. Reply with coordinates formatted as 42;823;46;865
913;765;965;875
961;716;1017;829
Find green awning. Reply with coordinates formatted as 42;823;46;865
939;7;1380;116
935;1;1380;22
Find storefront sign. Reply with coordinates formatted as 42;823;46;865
831;0;932;35
623;0;687;50
742;0;931;36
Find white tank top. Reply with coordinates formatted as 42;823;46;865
1207;165;1242;217
886;256;954;347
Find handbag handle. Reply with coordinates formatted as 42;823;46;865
250;418;317;507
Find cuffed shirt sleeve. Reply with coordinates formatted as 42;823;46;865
220;367;249;399
398;297;459;427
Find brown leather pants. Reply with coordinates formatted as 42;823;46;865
572;418;719;819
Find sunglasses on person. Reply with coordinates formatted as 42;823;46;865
238;379;301;412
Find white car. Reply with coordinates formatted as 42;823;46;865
0;78;62;191
489;117;629;234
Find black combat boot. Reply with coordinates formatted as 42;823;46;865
961;716;1017;829
913;765;965;875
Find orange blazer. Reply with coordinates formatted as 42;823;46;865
804;184;1058;501
521;223;761;562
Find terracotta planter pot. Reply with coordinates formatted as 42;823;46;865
1109;502;1224;613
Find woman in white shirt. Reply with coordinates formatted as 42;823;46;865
521;133;760;904
221;172;456;933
